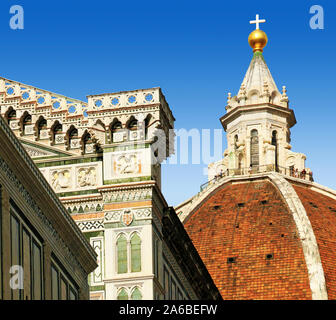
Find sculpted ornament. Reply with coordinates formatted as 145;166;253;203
77;167;97;187
116;154;139;174
121;210;133;226
51;170;71;191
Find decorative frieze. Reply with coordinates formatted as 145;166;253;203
104;208;152;225
103;188;152;203
41;162;102;193
77;219;104;231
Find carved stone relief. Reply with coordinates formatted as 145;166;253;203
77;167;97;187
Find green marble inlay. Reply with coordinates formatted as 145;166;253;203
104;143;150;153
57;189;99;197
104;176;151;185
36;156;103;168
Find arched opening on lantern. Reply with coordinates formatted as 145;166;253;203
250;129;259;168
272;130;279;171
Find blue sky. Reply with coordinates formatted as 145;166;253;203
0;0;335;206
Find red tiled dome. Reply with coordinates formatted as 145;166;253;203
183;177;336;300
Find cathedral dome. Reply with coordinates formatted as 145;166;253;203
180;174;336;300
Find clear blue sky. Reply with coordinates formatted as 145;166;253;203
0;0;335;206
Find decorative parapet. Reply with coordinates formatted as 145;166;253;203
0;77;88;119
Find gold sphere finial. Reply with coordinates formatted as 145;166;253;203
249;14;268;52
248;29;268;52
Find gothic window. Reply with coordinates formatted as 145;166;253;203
117;234;127;274
144;115;152;139
111;121;123;143
68;127;79;149
37;118;47;139
131;287;142;300
117;288;128;300
130;233;141;272
82;132;94;154
22;114;32;135
129;120;138;131
250;129;259;168
7;109;16;124
272;130;278;170
52;123;63;144
128;119;139;140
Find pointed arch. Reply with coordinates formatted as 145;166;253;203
110;118;123;143
81;130;95;154
66;125;79;150
20;111;32;136
51;121;63;145
35;116;47;139
126;116;139;141
5;107;16;124
93;119;106;131
144;114;153;139
130;233;141;272
131;287;142;300
117;234;127;274
117;288;128;300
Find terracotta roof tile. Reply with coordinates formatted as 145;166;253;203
184;180;312;300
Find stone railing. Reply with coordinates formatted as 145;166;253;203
0;77;88;118
201;165;314;191
87;88;160;111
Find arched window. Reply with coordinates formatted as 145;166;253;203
271;130;278;171
117;235;127;274
68;127;79;149
7;109;16;124
234;135;238;150
37;118;47;139
250;129;259;168
144;115;152;139
22;114;32;135
53;123;63;144
129;120;138;131
111;121;123;143
131;287;142;300
117;288;128;300
131;233;141;272
128;119;138;140
83;132;94;154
